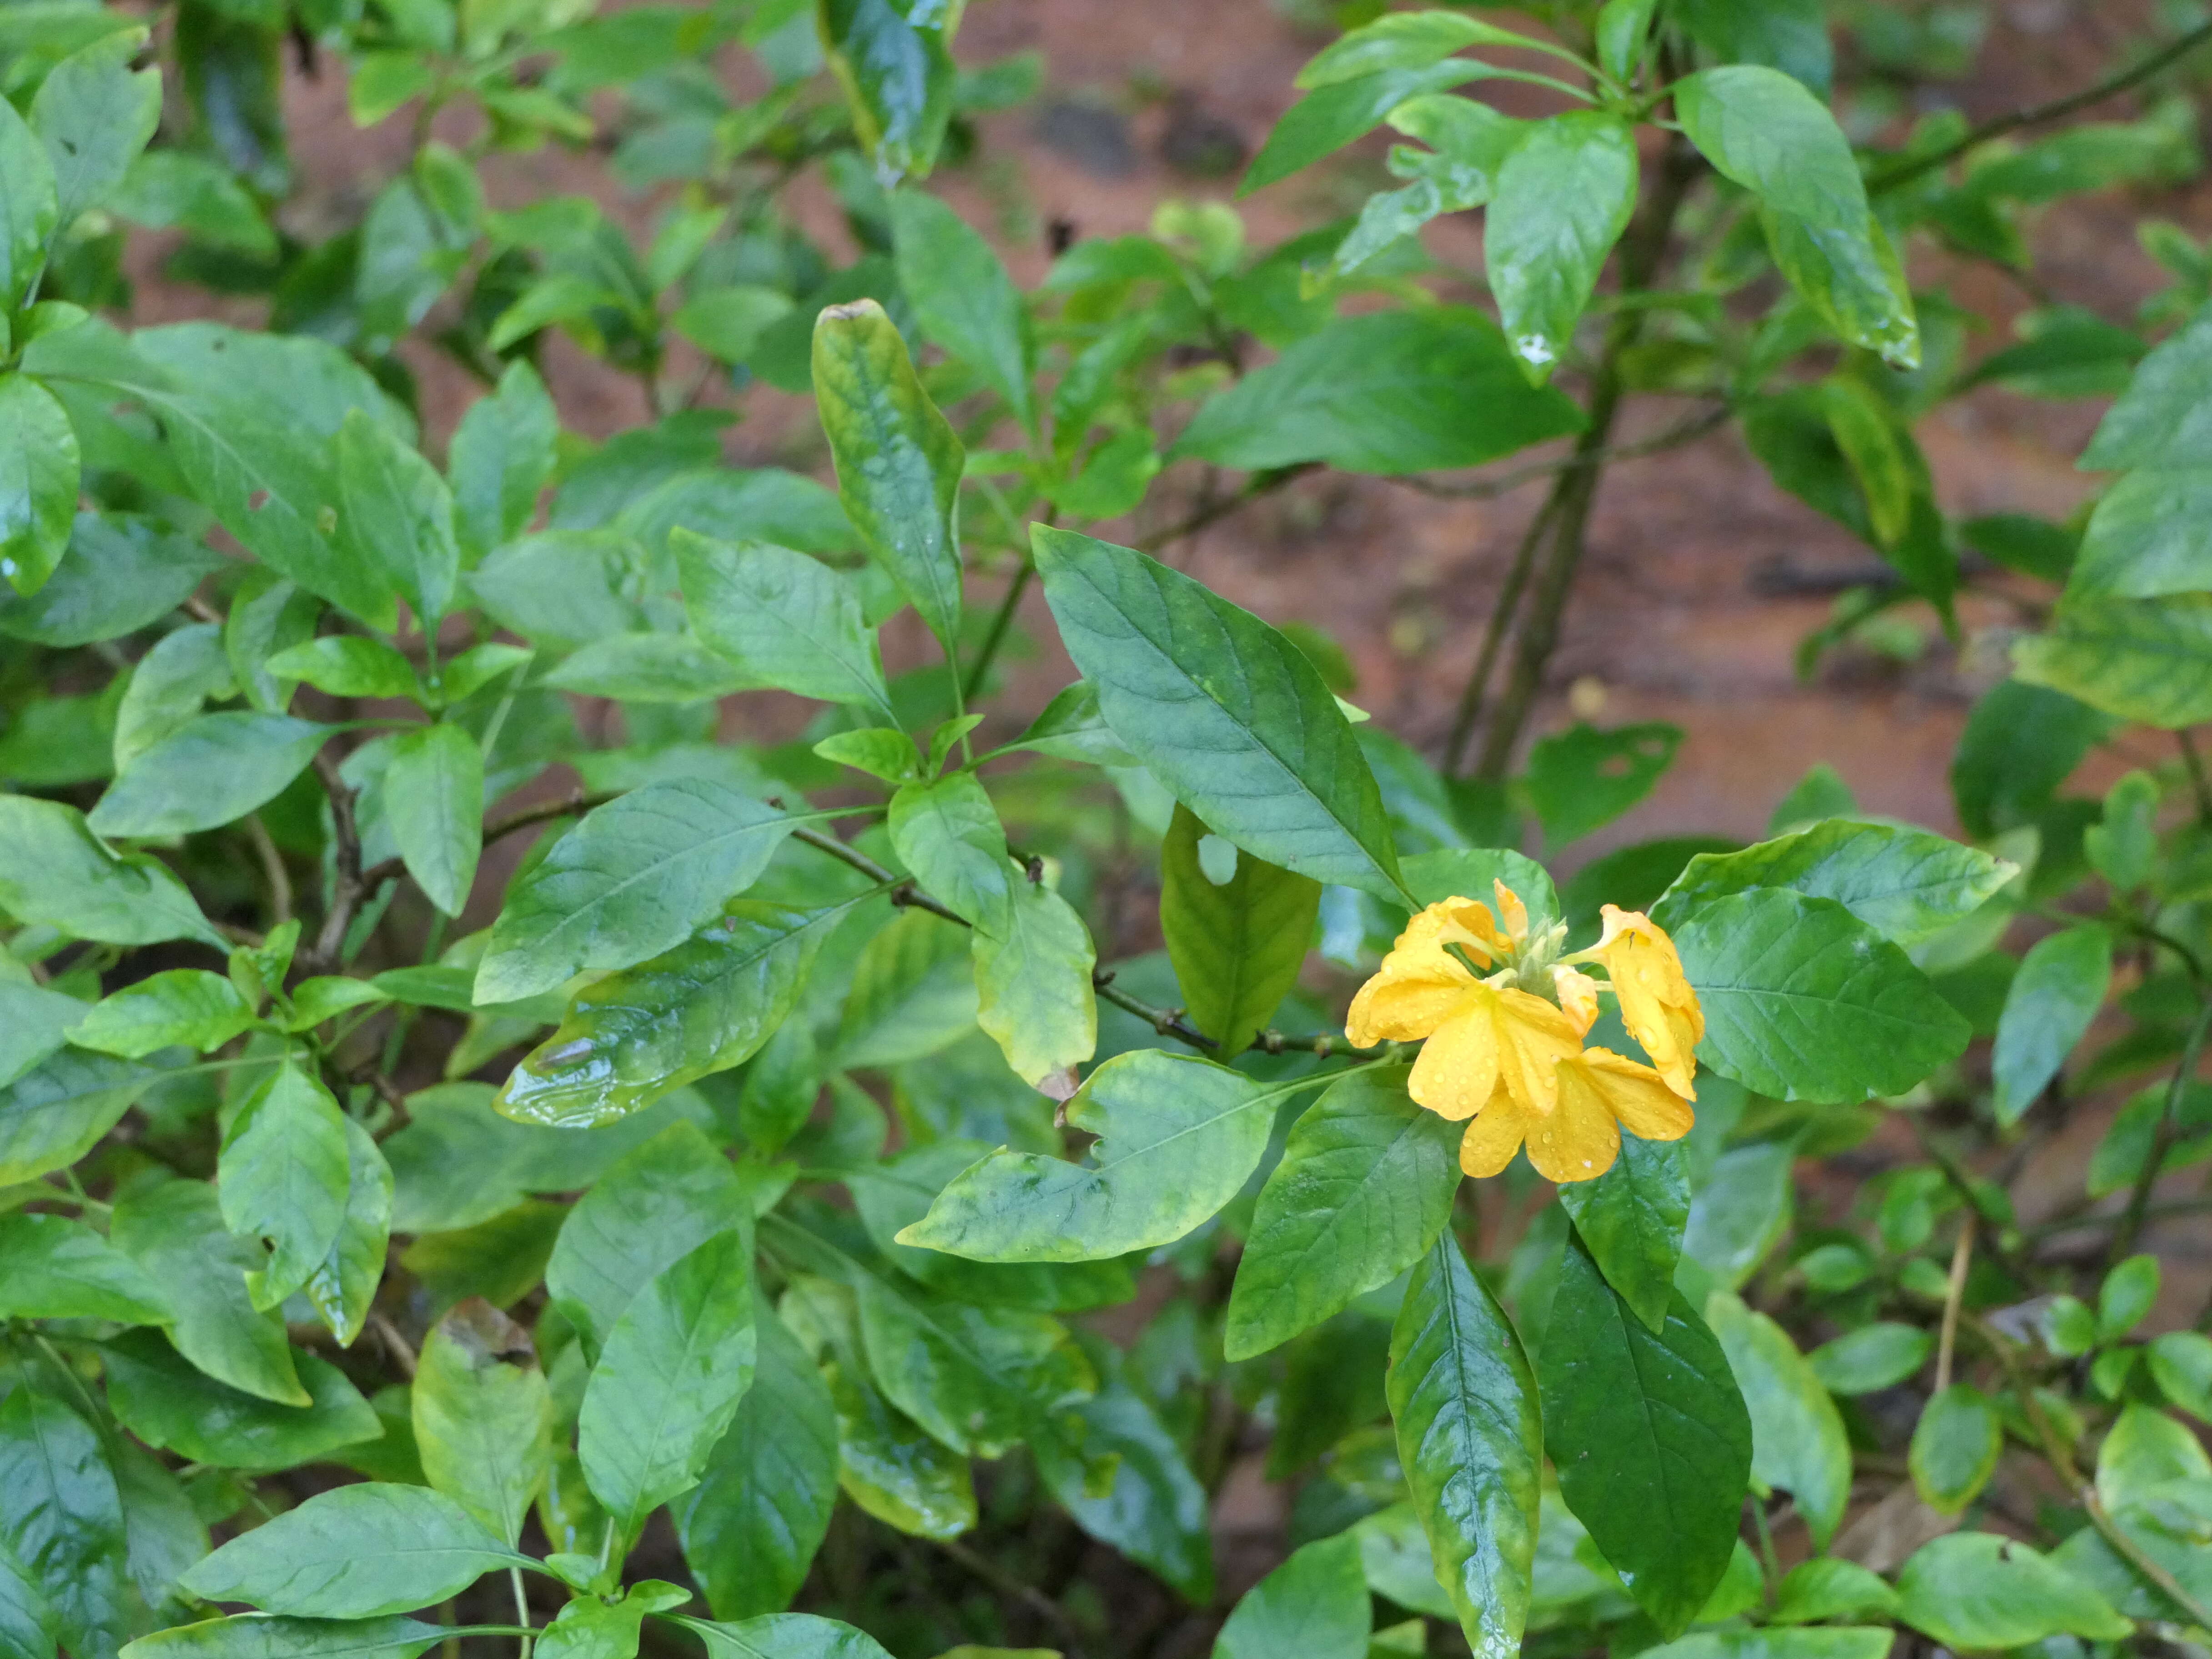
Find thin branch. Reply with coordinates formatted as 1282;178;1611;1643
1869;21;2212;194
2179;729;2212;826
1935;1211;1976;1394
964;559;1035;701
306;749;365;973
1136;464;1313;557
1444;492;1561;775
1393;403;1731;503
357;789;619;896
370;1312;418;1380
2084;1488;2212;1630
2108;996;2212;1266
930;1536;1086;1654
245;814;293;928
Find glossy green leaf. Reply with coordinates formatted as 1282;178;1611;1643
67;970;255;1058
0;1388;129;1659
1673;890;1971;1101
1171;309;1582;475
0;375;79;597
1951;678;2111;837
675;1309;838;1620
2081;300;2212;470
2071;468;2212;600
180;1485;528;1619
302;1117;392;1348
811;299;964;650
1908;1384;2001;1515
1706;1292;1850;1548
2012;596;2212;728
1161;804;1322;1057
675;533;896;721
1654;820;2015;948
1243;63;1484;194
477;781;818;1004
338;408;459;627
264;637;420;701
0;1213;169;1323
887;771;1015;932
30;28;160;226
111;1175;308;1406
1212;1532;1368;1659
890;189;1034;433
1557;1134;1689;1333
0;797;220;947
1297;12;1547;85
1541;1231;1752;1638
1487;112;1638;382
89;712;328;839
1035;526;1404;900
1524;723;1681;848
1224;1066;1459;1360
675;1613;896;1659
218;1062;352;1309
1807;1323;1931;1395
385;724;483;918
101;1329;378;1470
821;1355;975;1540
412;1301;552;1546
818;0;959;179
543;1120;749;1357
1039;1361;1214;1602
901;1051;1290;1261
0;1051;162;1189
1389;1232;1543;1659
1676;65;1863;229
119;1615;451;1659
0;100;56;312
1762;206;1919;368
448;360;557;559
1895;1533;2132;1649
580;1227;757;1539
1991;925;2110;1124
500;898;847;1128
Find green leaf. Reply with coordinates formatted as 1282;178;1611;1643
0;1050;161;1188
972;880;1098;1088
1487;112;1639;383
265;637;422;700
1683;1140;1795;1291
672;287;795;365
0;513;221;649
100;1328;378;1470
2099;1253;2161;1344
1212;1533;1369;1659
675;1613;895;1659
887;771;1015;932
0;1213;166;1323
1388;1232;1543;1659
499;898;847;1129
1672;890;1971;1101
836;910;976;1069
543;1120;749;1357
675;1310;838;1620
111;1175;308;1406
1991;925;2110;1125
1297;12;1552;86
2012;597;2212;728
1161;804;1322;1057
1771;1562;1899;1627
890;190;1034;434
811;728;920;783
1034;526;1404;901
818;0;959;180
1675;65;1863;230
449;360;558;561
0;797;220;947
0;376;79;597
2081;300;2212;470
1654;820;2014;948
1908;1384;2001;1516
67;970;256;1058
180;1485;527;1619
581;1227;757;1540
1556;1134;1688;1333
1895;1533;2132;1649
2070;468;2212;600
119;1615;451;1659
30;28;160;226
900;1051;1288;1262
2148;1331;2212;1423
412;1301;552;1546
1048;1377;1216;1600
810;299;965;651
305;1117;392;1347
675;533;896;721
1540;1231;1752;1638
1223;1066;1460;1361
89;712;328;839
1706;1292;1850;1548
336;410;460;628
1807;1323;1931;1395
1243;63;1485;195
108;149;276;258
1170;309;1582;475
0;1388;128;1659
1637;1633;1895;1659
1761;206;1919;368
218;1061;353;1309
0;99;56;312
386;724;484;918
477;782;816;1004
1952;679;2111;837
820;1352;975;1539
0;982;82;1090
1524;723;1681;848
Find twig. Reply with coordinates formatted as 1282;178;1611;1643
306;749;365;973
2108;997;2212;1265
371;1312;418;1380
1869;21;2212;194
1935;1211;1976;1394
964;560;1035;700
1443;492;1561;774
1136;465;1313;557
2179;729;2212;826
930;1536;1086;1653
356;790;618;896
2083;1488;2212;1630
2027;1196;2212;1242
245;814;293;928
1392;403;1731;504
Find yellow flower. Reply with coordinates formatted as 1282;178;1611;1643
1458;1048;1696;1184
1590;904;1703;1100
1347;893;1584;1123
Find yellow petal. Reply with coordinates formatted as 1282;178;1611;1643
1491;879;1529;945
1526;1060;1620;1183
1347;967;1472;1046
1459;1089;1529;1176
1577;1048;1696;1141
1553;966;1601;1037
1595;905;1704;1099
1492;986;1583;1117
1407;997;1502;1121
